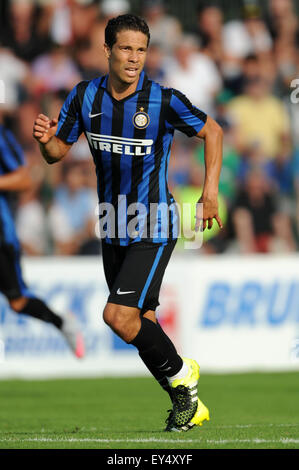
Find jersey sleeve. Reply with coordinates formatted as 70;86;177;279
0;128;25;172
55;84;83;143
166;89;207;137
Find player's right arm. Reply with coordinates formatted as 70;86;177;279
33;114;72;164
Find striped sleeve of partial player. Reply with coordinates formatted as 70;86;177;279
165;88;207;137
0;127;25;173
56;81;89;143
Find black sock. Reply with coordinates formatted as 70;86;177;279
135;349;173;401
156;321;178;399
147;322;182;400
156;321;178;355
20;298;63;329
130;317;183;389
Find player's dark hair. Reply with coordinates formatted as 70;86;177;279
105;14;150;49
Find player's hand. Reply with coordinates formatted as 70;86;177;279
33;114;58;144
195;195;223;232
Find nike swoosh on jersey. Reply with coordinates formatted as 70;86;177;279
88;112;104;118
116;288;136;295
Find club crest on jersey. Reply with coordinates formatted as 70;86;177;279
132;107;150;129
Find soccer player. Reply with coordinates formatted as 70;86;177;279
33;14;223;431
0;114;85;359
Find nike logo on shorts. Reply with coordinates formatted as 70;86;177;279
88;112;104;118
116;288;136;295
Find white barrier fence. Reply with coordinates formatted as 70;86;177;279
0;254;299;378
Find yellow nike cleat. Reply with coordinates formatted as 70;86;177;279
181;398;210;431
164;358;210;432
165;358;200;430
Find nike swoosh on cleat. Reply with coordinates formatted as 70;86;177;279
88;112;104;118
116;288;136;295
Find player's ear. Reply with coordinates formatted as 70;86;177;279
104;43;111;60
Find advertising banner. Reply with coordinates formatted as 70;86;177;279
0;254;298;378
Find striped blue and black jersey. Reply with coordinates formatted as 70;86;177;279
56;71;207;245
0;125;24;247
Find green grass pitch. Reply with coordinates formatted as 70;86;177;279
0;372;298;449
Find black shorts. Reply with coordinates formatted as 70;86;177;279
0;242;29;300
101;240;177;313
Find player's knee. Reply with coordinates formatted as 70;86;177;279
103;304;114;326
103;304;136;340
103;304;124;330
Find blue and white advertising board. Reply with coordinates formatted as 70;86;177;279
0;254;298;378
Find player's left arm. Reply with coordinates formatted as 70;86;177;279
166;89;223;231
195;115;223;232
0;166;32;192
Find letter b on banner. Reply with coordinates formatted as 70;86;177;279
201;282;230;327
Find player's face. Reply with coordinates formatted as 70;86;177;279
105;29;148;85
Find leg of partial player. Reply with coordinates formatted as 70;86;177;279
9;296;85;358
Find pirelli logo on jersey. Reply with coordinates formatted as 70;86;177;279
86;132;153;156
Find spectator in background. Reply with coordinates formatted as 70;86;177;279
15;171;48;256
69;0;99;46
15;98;52;202
75;20;108;79
274;41;298;98
50;0;99;47
164;34;222;116
267;0;298;97
49;0;73;46
221;3;272;89
142;0;182;55
223;3;273;61
32;43;82;95
224;53;261;96
225;51;277;98
144;42;166;82
48;161;98;255
266;0;299;48
1;0;52;62
0;43;31;112
73;39;100;80
15;99;41;150
195;2;224;64
228;76;291;161
231;168;296;254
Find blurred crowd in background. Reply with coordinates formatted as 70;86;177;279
0;0;299;256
